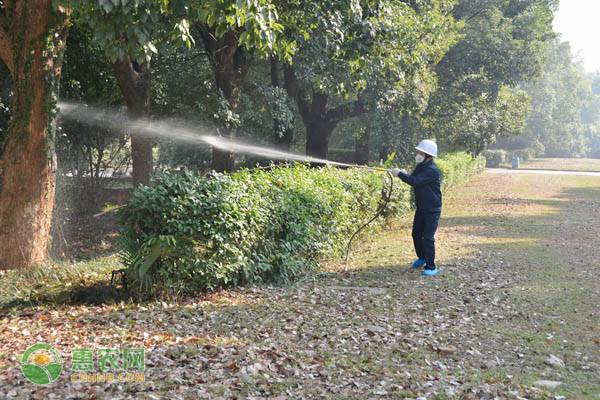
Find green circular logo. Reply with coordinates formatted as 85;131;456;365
20;343;63;385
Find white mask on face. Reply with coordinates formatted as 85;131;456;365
415;154;425;163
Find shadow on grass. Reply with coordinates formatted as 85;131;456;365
0;281;134;312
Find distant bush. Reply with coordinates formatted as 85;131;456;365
510;148;536;161
481;149;507;167
117;153;484;296
532;140;545;157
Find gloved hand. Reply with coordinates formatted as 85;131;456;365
391;168;407;177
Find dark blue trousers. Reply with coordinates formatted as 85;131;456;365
412;209;441;268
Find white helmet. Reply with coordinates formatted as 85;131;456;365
415;139;438;157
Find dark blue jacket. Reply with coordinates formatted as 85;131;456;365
398;159;442;211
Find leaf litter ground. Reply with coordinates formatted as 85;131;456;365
0;172;599;399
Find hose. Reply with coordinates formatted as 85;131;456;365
344;169;394;266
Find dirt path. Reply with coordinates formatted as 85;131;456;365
1;173;599;399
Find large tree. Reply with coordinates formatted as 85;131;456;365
191;0;289;171
509;41;591;157
75;0;192;186
423;0;556;153
0;1;69;269
282;0;459;159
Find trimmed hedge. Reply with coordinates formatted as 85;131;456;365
481;149;507;167
437;152;486;190
510;148;536;161
117;153;485;295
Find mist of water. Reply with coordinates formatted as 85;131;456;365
57;102;356;169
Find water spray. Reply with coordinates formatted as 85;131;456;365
58;102;396;266
58;102;393;173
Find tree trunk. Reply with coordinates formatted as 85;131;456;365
0;1;69;269
283;68;368;161
211;64;237;172
112;57;152;187
305;119;335;160
197;27;247;172
301;92;333;160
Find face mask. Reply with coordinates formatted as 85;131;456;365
415;154;425;163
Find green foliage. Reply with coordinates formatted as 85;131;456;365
423;0;554;153
505;41;592;158
117;153;483;296
191;0;291;60
429;85;531;154
481;149;508;167
61;0;193;63
436;153;486;190
289;0;459;103
60;23;121;103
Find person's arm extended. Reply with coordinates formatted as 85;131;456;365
398;168;438;187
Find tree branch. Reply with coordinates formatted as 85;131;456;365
112;55;150;116
283;65;311;122
464;7;488;22
326;100;368;124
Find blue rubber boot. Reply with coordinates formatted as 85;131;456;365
412;258;426;269
422;268;438;276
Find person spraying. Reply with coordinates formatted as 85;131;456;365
392;140;442;276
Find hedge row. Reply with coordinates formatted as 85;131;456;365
437;152;486;189
510;148;536;161
117;152;485;295
481;149;508;167
482;147;539;167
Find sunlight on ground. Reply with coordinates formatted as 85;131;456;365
503;158;600;172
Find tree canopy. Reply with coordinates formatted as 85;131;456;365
2;0;597;269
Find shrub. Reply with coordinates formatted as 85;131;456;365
532;140;545;157
481;149;507;167
510;148;536;161
117;152;484;295
437;153;485;190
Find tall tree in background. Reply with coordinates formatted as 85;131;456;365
423;0;556;154
519;41;591;156
582;73;600;158
283;0;459;159
0;1;69;269
191;0;290;171
75;0;192;186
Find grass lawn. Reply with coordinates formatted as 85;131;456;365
1;170;599;399
500;157;600;172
